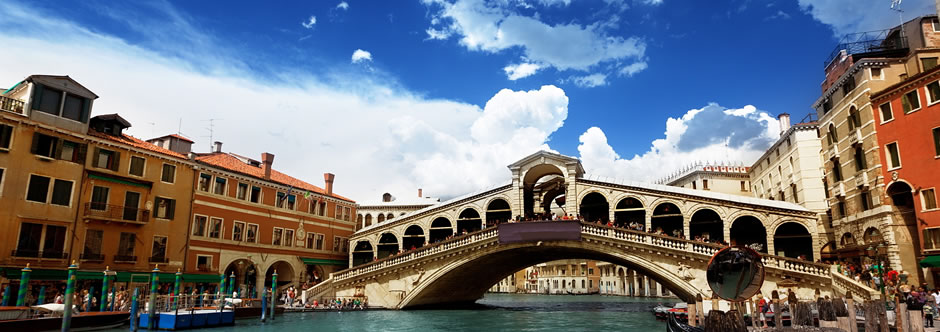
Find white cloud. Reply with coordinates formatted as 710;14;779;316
0;1;572;200
570;73;608;88
765;10;790;20
643;0;663;5
351;49;372;63
424;0;646;85
618;61;647;77
302;15;317;29
503;62;541;80
578;103;780;183
336;1;349;10
536;0;572;6
798;0;935;36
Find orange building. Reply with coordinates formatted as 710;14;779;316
870;64;940;284
185;143;356;296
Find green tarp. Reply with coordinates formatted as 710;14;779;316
920;255;940;268
88;173;152;188
1;268;221;283
301;258;346;266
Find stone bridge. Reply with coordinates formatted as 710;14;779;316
303;151;880;308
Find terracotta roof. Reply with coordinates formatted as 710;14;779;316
195;152;354;202
168;134;194;143
88;129;186;159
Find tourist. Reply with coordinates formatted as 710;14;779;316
925;302;935;328
758;293;770;328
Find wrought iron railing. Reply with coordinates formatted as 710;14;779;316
84;203;149;223
825;29;908;67
0;96;25;115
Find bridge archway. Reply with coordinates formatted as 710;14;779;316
579;192;609;222
352;240;374;266
377;233;400;259
265;260;295;289
457;208;483;234
403;224;426;250
486;198;513;226
651;203;683;237
773;222;813;259
397;240;699;308
730;216;767;253
522;164;566;217
613;197;644;228
429;217;453;244
689;209;723;242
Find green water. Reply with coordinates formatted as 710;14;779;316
133;293;670;331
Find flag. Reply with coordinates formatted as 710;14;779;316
304;191;312;199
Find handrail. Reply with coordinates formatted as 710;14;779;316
830;265;880;301
84;202;150;223
0;96;25;115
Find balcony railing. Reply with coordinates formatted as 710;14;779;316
825;29;908;67
148;256;169;264
79;253;105;261
113;255;138;263
84;203;149;224
196;264;217;273
11;249;68;259
0;96;25;115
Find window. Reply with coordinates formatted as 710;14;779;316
927;80;940;105
284;229;294;247
213;177;227;195
246;224;258;243
15;223;44;257
58;140;85;163
692;181;696;189
842;77;856;96
153;197;175;219
61;94;89;122
276;192;286;208
854;146;867;171
273;228;283;246
333;236;341;251
837;200;847;219
822;98;832;114
233;221;245;241
847;107;861;130
33;85;62;115
236;183;248;200
934;127;940;157
924;228;940;250
117;232;136;258
828;124;837;145
831;162;843;182
31;133;58;158
315;234;324;250
740;181;747;191
198;173;211;192
903;90;921;113
306;233;315;249
791;183;798;203
93;148;120;171
161;164;176;183
319;201;327;216
151;236;167;261
823;178;830;198
886;142;901;169
42;225;66;258
879;102;894;122
286;195;296;210
924;57;939;71
208;217;222;239
335;205;342;219
26;174;51;203
871;67;883;79
249;186;261;203
197;255;213;271
0;124;12;150
48;179;72;206
129;156;145;177
860;190;872;211
192;215;207;237
344;207;351;221
923;189;938;210
82;229;103;259
703;179;709;190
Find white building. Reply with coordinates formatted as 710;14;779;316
356;189;439;230
531;260;599;294
659;163;752;197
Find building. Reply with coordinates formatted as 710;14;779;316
530;260;599;295
186;143;357;296
869;63;940;284
488;270;527;293
659;163;752;197
812;14;940;284
748;113;828;260
356;189;439;231
596;262;674;297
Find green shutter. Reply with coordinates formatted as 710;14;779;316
81;98;90;123
29;133;40;155
30;84;43;110
92;147;100;168
167;199;176;220
110;150;121;171
76;143;87;164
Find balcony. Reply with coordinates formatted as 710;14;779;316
79;253;105;262
0;96;25;116
11;249;68;260
855;172;870;188
148;256;169;264
825;145;838;160
196;264;217;273
83;203;149;224
849;128;862;146
832;182;846;198
113;255;138;263
825;29;908;68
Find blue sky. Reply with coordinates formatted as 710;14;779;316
0;0;936;200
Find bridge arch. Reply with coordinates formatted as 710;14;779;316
402;224;426;250
352;240;375;266
484;197;513;226
377;232;400;259
457;207;483;234
689;208;723;242
397;240;700;308
579;191;610;222
428;217;454;244
730;215;768;253
651;202;683;237
613;196;645;228
772;222;813;260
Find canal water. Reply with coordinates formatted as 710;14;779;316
111;293;670;331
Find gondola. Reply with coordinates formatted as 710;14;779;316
667;312;703;332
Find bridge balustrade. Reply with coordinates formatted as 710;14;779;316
829;265;880;300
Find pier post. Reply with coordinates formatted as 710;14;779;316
100;266;111;312
271;270;278;321
173;269;182;311
261;287;267;322
88;286;95;312
1;284;9;306
148;265;160;330
228;272;236;298
61;261;78;332
198;286;204;307
37;285;46;305
16;263;31;306
130;287;139;332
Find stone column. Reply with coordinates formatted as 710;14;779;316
656;282;663;297
566;174;579;218
645;213;652;233
683;215;691;240
255;272;266;299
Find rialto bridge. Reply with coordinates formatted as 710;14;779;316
304;151;879;308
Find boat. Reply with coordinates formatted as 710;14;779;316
0;305;128;332
667;312;703;332
654;302;687;320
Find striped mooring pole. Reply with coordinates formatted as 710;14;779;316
218;274;225;313
129;287;139;332
270;270;277;321
172;269;182;311
260;286;267;322
16;263;31;306
100;266;111;312
1;284;9;306
37;286;46;305
148;265;159;330
61;261;78;332
228;272;235;298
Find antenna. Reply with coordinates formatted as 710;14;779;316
890;0;904;40
203;118;223;152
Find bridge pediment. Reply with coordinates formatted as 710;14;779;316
508;150;584;180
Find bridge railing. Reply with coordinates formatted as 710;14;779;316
829;265;881;301
303;277;335;303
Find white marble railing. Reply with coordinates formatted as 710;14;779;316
302;276;335;303
830;265;881;301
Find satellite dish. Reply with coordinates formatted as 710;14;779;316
706;246;765;301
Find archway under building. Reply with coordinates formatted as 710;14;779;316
223;259;259;297
613;198;644;228
730;216;767;253
522;164;566;217
689;209;723;242
265;261;295;290
352;241;374;266
536;176;566;217
403;225;426;250
579;192;609;222
651;203;683;238
486;199;512;226
377;233;400;259
820;241;837;262
429;217;453;244
887;181;923;284
457;209;482;234
773;222;813;260
863;227;883;245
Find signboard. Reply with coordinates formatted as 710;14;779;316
497;221;581;244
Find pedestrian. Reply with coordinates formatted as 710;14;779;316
925;303;935;328
758;293;770;328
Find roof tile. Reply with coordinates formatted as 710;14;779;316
195;153;353;202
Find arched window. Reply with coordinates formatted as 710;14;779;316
848;106;860;130
828;123;838;145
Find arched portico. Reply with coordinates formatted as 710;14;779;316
377;233;400;259
651;202;683;238
689;208;723;242
222;258;259;297
730;215;767;253
352;240;374;266
773;222;813;259
457;208;483;234
485;198;512;226
613;197;644;228
265;260;295;290
579;192;609;222
429;217;453;243
403;224;426;250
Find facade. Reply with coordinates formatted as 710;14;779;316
870;63;940;284
596;262;674;297
659;163;752;197
488;270;527;293
529;260;599;295
748;114;828;259
356;190;439;231
186;145;357;296
812;14;940;284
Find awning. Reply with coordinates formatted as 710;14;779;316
88;173;152;189
920;255;940;268
301;258;346;266
181;273;223;283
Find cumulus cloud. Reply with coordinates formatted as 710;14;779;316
503;62;541;80
336;1;349;10
643;0;663;5
423;0;646;86
302;15;317;29
577;103;780;183
351;49;372;63
618;61;648;77
570;73;608;88
798;0;935;36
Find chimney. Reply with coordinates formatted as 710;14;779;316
418;188;423;198
324;173;335;195
777;113;791;134
261;153;274;180
213;141;223;153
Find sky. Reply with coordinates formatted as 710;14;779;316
0;0;936;202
